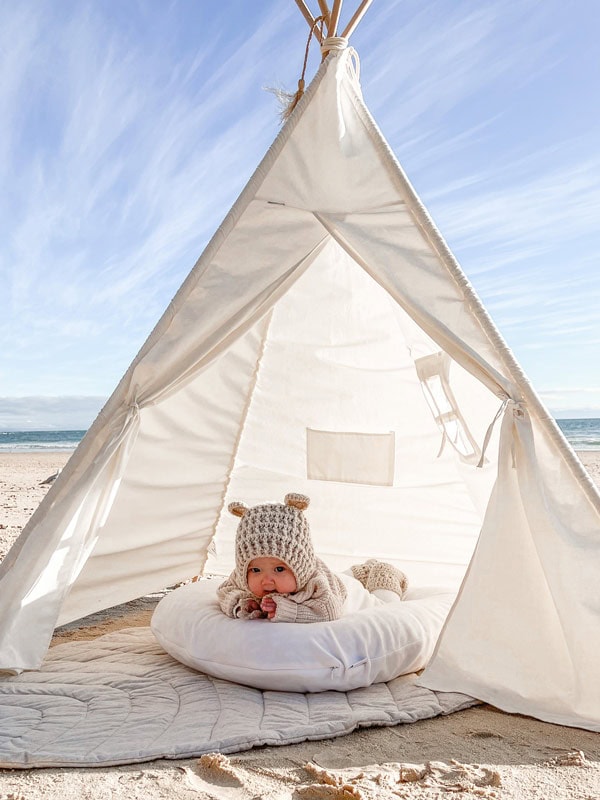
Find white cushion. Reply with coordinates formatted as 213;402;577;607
150;577;456;692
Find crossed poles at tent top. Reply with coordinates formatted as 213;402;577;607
294;0;374;52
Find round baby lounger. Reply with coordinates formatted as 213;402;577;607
151;576;456;692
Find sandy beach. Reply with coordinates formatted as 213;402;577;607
1;450;600;799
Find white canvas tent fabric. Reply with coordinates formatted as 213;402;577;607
1;45;600;732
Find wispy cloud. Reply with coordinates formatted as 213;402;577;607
0;2;297;396
437;158;600;258
540;385;600;418
358;0;557;158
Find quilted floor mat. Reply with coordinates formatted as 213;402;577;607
0;627;477;768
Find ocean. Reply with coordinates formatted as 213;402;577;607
555;418;600;451
1;419;599;452
0;430;87;452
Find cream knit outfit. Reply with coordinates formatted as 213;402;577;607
351;559;408;598
217;493;347;624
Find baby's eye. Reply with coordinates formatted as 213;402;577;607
249;567;261;573
274;566;286;573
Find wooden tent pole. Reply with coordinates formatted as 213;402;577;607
341;0;373;38
317;0;331;27
294;0;324;42
328;0;343;37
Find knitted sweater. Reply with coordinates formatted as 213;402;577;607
217;557;347;623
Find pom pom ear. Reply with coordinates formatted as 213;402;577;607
285;492;310;511
228;501;248;518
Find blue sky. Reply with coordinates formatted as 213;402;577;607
1;0;599;429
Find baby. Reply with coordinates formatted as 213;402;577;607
217;492;408;623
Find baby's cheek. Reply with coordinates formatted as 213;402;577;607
247;575;262;597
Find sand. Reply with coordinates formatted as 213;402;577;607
1;450;600;799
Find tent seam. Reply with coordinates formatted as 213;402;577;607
199;309;275;576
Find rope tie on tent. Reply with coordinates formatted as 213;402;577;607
279;15;326;122
476;396;511;468
122;400;141;437
511;401;526;468
321;36;349;54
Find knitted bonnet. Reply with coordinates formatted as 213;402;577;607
229;493;316;592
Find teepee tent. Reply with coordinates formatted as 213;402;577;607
2;1;600;732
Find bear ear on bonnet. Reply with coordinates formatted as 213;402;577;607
285;493;310;511
228;501;248;517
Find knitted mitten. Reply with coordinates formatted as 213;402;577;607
351;559;408;598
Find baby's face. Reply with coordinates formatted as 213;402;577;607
247;557;298;597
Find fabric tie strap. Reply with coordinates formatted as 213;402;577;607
477;397;513;468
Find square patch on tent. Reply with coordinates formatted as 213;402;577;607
306;428;395;485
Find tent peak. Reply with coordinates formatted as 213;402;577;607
278;11;353;123
294;0;374;45
282;3;361;123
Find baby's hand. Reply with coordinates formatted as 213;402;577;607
245;598;265;619
260;595;277;619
